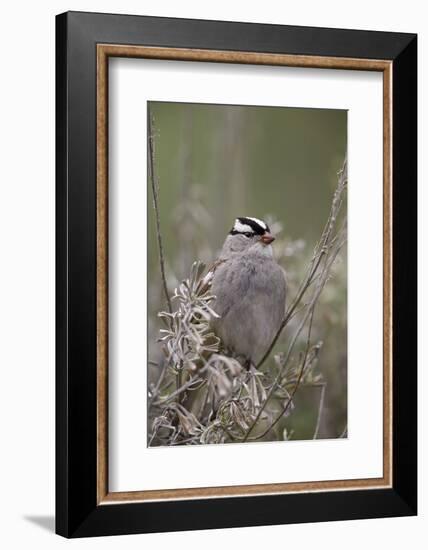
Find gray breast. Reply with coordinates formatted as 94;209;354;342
210;253;286;365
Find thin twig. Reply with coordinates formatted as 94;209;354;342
154;376;205;405
148;360;169;409
148;110;172;314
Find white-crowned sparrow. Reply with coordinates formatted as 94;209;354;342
203;216;286;368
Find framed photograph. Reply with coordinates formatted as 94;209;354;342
56;11;417;537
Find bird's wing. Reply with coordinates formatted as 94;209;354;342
209;256;253;320
198;258;227;295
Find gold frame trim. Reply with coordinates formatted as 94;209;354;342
96;44;393;504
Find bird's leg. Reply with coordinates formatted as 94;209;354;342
244;358;257;371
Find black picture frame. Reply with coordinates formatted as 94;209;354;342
56;10;417;538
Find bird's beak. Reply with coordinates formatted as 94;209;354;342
260;233;275;245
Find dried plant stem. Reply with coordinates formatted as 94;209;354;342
156;376;205;406
148;109;181;409
176;369;184;406
148;360;169;409
148;110;172;314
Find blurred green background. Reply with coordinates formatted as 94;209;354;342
148;101;347;440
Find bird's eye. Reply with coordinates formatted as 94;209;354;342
243;232;253;238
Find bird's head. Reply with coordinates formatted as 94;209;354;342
224;216;275;255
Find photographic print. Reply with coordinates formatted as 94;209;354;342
57;13;417;536
147;101;347;447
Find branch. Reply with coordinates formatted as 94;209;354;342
148;110;172;314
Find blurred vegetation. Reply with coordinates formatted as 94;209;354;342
148;101;347;443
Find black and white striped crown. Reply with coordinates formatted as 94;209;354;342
230;216;270;236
